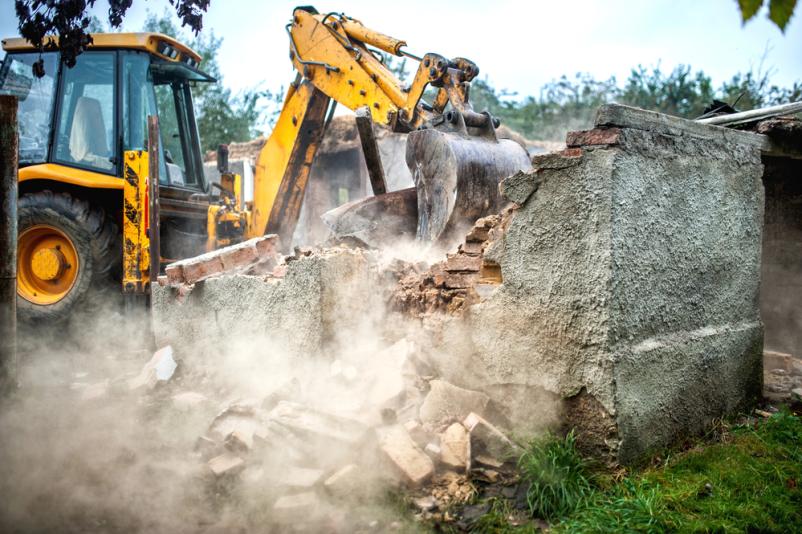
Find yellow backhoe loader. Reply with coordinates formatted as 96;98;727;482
0;6;531;324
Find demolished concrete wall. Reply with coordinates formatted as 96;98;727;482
412;105;766;463
154;104;768;466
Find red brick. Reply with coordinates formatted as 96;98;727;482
181;256;225;284
566;127;621;148
219;242;258;270
164;264;183;285
255;234;280;259
458;241;484;256
445;254;482;273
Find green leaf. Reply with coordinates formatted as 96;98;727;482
738;0;765;22
768;0;798;30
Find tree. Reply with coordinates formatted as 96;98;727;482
143;10;268;152
737;0;798;31
14;0;210;76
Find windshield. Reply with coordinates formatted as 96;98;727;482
0;52;58;164
152;62;207;190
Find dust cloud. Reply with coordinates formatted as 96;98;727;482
0;240;561;533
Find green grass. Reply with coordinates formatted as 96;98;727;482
554;409;802;533
517;430;594;521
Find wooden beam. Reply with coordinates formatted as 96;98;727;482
355;106;388;196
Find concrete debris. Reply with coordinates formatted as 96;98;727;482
269;401;368;446
792;388;802;400
128;345;177;391
165;235;280;287
208;452;245;477
463;412;523;458
419;380;490;427
272;491;320;524
195;436;219;460
376;425;435;487
224;430;254;454
439;422;471;472
404;420;430;447
424;442;441;461
474;454;504;469
323;464;361;495
208;409;264;444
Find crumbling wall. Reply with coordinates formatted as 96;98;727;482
405;106;765;463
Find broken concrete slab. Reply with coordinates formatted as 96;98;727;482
376;425;434;487
439;422;470;472
419;380;489;427
128;345;177;391
463;412;523;459
207;453;245;477
323;464;361;496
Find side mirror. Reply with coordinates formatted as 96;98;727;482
217;144;229;174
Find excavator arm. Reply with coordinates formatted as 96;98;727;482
248;6;530;249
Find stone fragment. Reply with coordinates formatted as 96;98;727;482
324;464;361;495
404;420;429;447
439;422;471;472
208;453;245;476
224;430;253;454
376;425;434;487
419;380;490;426
272;492;320;523
463;412;523;458
128;345;177;391
195;436;219;460
792;388;802;399
474;454;504;469
424;442;441;461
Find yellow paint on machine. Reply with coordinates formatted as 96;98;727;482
122;150;151;293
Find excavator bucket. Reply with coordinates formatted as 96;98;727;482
324;110;532;250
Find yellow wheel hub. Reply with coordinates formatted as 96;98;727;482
17;225;80;305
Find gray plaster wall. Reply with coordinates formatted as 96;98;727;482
152;248;383;360
426;120;765;463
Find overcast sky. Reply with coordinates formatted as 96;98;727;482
2;0;800;102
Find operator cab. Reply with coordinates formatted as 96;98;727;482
0;33;214;197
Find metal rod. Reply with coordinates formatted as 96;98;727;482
0;95;18;395
355;106;388;196
697;100;802;126
147;115;161;289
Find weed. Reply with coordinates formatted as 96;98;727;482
517;430;594;521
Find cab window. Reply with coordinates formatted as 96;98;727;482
53;52;116;174
0;51;58;165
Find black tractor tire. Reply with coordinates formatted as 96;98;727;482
17;191;121;324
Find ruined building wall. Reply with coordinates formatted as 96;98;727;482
761;156;802;359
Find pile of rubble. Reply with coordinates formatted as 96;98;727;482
392;214;508;317
148;339;529;529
